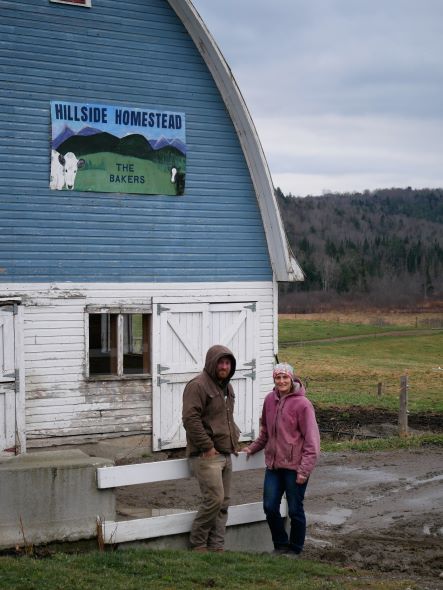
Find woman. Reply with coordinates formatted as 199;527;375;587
245;362;320;557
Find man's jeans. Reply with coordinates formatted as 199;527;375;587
263;467;308;554
189;453;232;549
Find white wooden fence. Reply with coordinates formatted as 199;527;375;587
97;451;285;545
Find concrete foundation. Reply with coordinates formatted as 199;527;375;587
0;450;115;550
117;521;274;553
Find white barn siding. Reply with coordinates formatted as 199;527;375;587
2;282;275;447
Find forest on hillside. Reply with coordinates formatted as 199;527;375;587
276;188;443;311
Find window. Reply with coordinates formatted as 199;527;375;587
50;0;91;7
88;311;151;377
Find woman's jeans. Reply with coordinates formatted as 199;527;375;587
263;468;308;554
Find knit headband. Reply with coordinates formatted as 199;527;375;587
273;362;295;380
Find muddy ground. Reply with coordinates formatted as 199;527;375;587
116;443;443;589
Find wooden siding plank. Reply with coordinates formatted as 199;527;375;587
27;426;150;438
27;414;150;429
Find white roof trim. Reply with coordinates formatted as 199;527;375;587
167;0;304;282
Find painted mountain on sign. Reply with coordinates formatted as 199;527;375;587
152;135;186;154
52;125;186;159
78;126;103;137
58;132;120;155
56;130;185;171
115;134;154;158
55;128;186;163
52;125;75;150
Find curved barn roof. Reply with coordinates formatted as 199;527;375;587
168;0;304;282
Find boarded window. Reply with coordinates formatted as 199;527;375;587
89;313;151;377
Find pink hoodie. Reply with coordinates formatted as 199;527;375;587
248;379;320;477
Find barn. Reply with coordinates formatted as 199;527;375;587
0;0;303;455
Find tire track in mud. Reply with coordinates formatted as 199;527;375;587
304;453;443;587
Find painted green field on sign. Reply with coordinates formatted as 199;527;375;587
73;152;185;195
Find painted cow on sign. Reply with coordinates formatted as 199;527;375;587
170;166;185;196
50;149;65;190
50;150;85;190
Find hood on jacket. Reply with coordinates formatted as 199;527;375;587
204;344;236;385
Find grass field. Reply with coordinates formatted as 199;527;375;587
279;318;415;343
0;549;421;590
279;310;443;327
278;316;443;413
321;433;443;452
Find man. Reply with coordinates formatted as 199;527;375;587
182;344;240;552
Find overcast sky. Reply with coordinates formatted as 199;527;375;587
191;0;443;197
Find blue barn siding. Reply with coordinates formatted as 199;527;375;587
0;0;272;282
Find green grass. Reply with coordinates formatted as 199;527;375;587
279;319;414;343
278;320;443;413
321;433;443;452
0;549;420;590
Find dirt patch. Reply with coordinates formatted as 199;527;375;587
116;447;443;588
279;308;443;327
301;448;443;587
315;406;443;437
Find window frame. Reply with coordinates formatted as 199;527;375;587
85;306;152;380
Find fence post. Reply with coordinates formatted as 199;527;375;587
398;375;409;437
377;382;383;397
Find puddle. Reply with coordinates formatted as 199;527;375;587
308;507;353;526
403;486;443;509
315;466;397;490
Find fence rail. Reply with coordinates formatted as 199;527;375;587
96;451;279;545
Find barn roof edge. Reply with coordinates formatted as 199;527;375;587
167;0;303;282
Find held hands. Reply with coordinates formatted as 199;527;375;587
201;447;219;459
243;447;253;461
296;472;308;484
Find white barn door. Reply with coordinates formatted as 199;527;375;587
0;307;16;452
152;301;257;451
209;302;256;439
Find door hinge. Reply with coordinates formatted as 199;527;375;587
157;437;171;450
1;374;15;383
244;302;256;311
245;359;256;368
3;447;16;454
157;364;170;373
157;304;170;315
157;376;169;386
244;369;256;381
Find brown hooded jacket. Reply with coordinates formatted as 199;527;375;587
182;345;240;456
